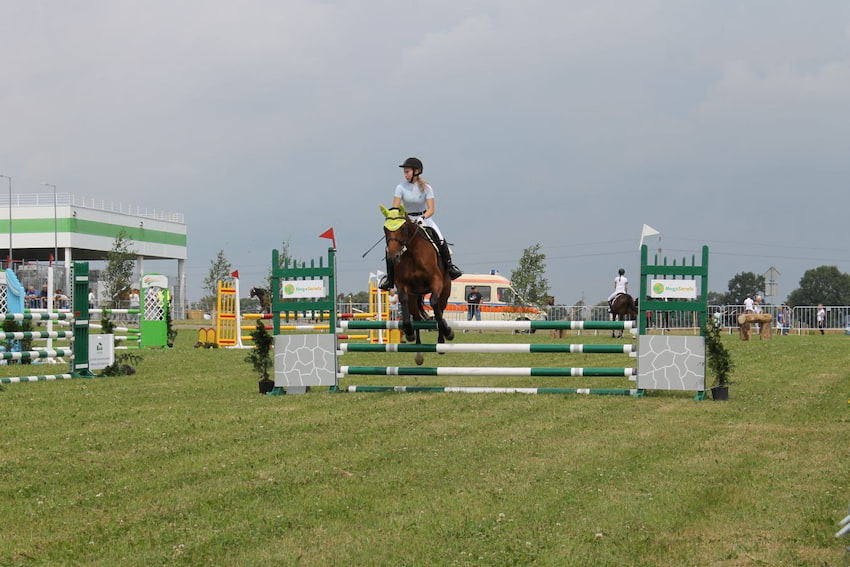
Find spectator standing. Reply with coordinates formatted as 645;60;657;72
744;295;754;314
129;288;141;323
388;288;399;320
466;285;483;330
816;304;826;335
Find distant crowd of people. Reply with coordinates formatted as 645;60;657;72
24;284;70;309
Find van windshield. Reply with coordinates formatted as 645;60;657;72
497;287;514;304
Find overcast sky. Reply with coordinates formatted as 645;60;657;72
3;1;850;305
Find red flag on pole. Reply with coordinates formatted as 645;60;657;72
319;227;336;250
231;270;239;279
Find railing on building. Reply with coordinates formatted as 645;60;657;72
0;192;184;224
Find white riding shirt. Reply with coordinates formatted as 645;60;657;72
614;275;628;294
393;180;444;240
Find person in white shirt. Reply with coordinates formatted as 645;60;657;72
607;269;628;312
379;157;462;290
744;295;754;313
817;304;826;335
388;288;399;320
753;295;763;314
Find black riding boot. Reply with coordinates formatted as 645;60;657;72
438;240;463;280
378;259;395;291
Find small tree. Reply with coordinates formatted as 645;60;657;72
103;230;137;308
725;272;765;305
510;244;550;308
704;320;734;388
203;251;233;298
266;239;293;291
244;320;274;389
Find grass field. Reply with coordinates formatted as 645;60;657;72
1;327;849;566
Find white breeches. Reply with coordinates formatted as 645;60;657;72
419;216;444;241
608;290;626;302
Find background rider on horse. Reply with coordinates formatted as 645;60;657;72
379;157;462;290
607;268;629;314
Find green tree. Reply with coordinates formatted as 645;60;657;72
338;291;369;303
707;290;728;305
510;244;550;308
103;230;137;307
266;239;293;291
203;251;233;297
786;265;850;307
725;272;765;304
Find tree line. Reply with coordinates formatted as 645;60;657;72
195;243;849;311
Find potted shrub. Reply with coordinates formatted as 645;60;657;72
704;320;734;400
245;319;274;394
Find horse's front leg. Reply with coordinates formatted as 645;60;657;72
398;290;416;344
430;283;454;344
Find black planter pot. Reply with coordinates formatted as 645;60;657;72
711;385;729;401
259;380;275;394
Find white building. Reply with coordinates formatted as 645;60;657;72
0;193;187;317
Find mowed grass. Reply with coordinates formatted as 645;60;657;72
1;327;849;566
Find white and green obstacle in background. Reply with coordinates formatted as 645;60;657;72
20;273;170;350
0;262;95;384
267;243;709;399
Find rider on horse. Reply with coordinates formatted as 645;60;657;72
379;157;462;290
607;268;629;313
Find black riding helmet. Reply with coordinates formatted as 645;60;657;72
399;157;423;173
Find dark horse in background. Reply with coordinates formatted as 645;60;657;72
249;287;272;314
381;205;454;365
610;293;638;338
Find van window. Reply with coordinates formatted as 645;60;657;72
497;287;513;303
465;285;490;302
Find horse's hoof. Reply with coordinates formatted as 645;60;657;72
405;333;416;343
445;330;455;341
415;352;424;366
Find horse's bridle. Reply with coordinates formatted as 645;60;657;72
385;218;422;259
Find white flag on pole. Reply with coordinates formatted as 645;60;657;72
641;224;660;238
639;224;661;249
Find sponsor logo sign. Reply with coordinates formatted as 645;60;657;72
650;279;697;299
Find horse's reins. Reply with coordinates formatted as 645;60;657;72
384;218;435;259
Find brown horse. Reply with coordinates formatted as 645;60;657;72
381;205;454;364
249;287;271;314
610;293;638;338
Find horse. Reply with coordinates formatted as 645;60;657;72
380;205;454;365
249;287;272;314
610;293;638;338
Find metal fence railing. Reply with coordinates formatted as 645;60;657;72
544;304;849;334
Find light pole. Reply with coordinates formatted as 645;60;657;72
0;174;11;268
42;183;57;266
